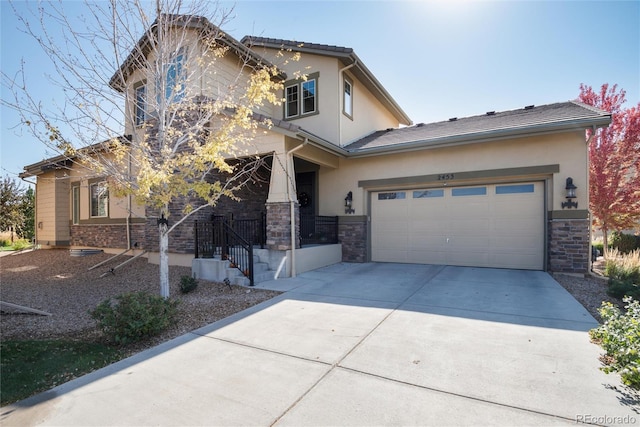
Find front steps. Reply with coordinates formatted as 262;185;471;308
192;251;275;287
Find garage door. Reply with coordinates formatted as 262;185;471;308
371;182;544;270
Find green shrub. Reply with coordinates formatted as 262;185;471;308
179;275;198;294
89;292;178;345
605;249;640;300
611;232;640;254
607;279;640;300
0;239;9;247
589;297;640;389
12;239;31;250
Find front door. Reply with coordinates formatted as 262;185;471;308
296;172;316;216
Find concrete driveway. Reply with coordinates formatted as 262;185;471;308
2;263;638;426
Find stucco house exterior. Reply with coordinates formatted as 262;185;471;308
21;15;611;283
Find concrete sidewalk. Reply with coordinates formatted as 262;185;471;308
2;263;638;426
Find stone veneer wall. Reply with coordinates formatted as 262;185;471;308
339;216;367;263
548;218;590;274
71;223;146;249
266;202;299;250
144;205;212;254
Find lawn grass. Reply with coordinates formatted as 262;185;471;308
1;340;122;406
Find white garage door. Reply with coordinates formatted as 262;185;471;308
371;182;544;270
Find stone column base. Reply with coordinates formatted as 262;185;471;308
339;216;367;262
548;218;590;274
266;201;299;250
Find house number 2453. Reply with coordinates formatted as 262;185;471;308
438;173;455;180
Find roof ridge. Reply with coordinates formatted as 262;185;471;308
569;100;611;116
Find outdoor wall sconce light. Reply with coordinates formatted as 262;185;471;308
561;177;578;209
345;191;355;214
157;213;169;227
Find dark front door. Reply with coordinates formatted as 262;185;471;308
296;172;316;217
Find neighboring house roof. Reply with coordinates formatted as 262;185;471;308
241;36;412;127
20;137;131;178
109;15;285;92
342;101;611;156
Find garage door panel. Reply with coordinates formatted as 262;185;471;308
409;235;447;250
447;250;490;267
489;252;542;270
407;249;447;264
449;219;490;234
412;221;447;233
448;236;487;250
373;249;408;263
372;182;544;270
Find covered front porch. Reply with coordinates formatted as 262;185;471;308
191;140;347;285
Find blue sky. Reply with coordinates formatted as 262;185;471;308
1;0;639;178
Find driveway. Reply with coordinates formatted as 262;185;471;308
2;263;637;426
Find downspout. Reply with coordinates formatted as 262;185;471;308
338;60;357;147
286;139;308;277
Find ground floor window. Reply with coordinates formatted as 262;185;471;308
72;185;80;224
90;181;108;217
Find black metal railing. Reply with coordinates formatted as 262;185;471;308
300;215;339;247
221;222;254;286
194;214;265;286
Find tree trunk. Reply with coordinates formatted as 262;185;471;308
159;223;170;298
602;227;609;259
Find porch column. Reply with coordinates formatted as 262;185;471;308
265;151;300;250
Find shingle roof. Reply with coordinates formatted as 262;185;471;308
344;101;611;154
241;37;354;56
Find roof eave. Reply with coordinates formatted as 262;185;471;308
347;116;611;158
20;154;73;178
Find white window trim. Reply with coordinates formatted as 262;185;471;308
343;76;353;119
134;81;147;126
71;185;80;225
90;181;109;218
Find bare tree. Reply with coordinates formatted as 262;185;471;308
2;0;286;297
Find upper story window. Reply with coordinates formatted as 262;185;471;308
343;77;353;118
134;81;147;126
157;47;187;104
90;181;109;218
285;72;319;119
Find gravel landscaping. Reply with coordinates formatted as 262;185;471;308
0;249;280;354
1;249;620;350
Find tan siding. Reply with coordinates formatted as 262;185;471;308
35;173;57;242
55;178;70;241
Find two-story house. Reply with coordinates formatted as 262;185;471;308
21;14;611;283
